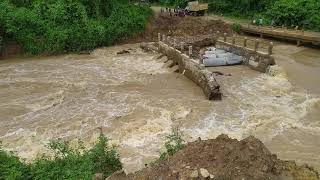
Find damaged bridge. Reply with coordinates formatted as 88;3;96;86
141;33;275;101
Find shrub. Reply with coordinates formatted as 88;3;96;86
88;133;122;178
231;23;242;34
266;0;320;31
208;0;275;16
304;11;320;32
105;4;152;44
0;0;152;55
0;133;122;180
159;128;185;161
0;143;32;180
31;140;95;180
206;0;320;32
208;0;233;15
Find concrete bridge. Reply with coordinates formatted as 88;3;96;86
241;24;320;47
142;33;276;100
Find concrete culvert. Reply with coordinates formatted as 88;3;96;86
203;49;243;67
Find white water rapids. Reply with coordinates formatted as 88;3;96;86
0;43;319;173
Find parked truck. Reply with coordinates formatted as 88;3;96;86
185;1;208;16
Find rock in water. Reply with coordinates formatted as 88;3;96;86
117;50;130;55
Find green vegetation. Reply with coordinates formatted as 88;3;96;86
207;0;320;31
0;133;122;180
0;0;152;55
266;0;320;31
159;128;185;161
231;23;241;34
151;0;320;32
150;0;188;8
206;0;273;17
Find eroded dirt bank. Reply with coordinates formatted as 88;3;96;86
121;13;232;44
110;135;319;180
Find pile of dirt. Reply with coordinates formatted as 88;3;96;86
152;14;232;37
121;14;233;44
108;135;319;180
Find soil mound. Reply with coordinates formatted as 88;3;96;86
152;14;232;37
123;14;232;44
109;135;319;180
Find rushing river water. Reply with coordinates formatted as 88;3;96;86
0;43;319;173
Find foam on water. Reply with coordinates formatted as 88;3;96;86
186;65;320;143
1;44;209;173
1;45;320;173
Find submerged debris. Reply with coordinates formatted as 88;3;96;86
211;71;232;76
117;49;130;55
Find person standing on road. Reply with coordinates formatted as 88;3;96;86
259;18;263;26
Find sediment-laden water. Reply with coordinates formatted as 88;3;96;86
0;43;319;173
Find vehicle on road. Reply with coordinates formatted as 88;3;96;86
185;1;208;16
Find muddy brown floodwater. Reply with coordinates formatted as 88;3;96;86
0;43;319;174
0;44;213;173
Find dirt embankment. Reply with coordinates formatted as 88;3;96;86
109;135;319;180
122;14;233;44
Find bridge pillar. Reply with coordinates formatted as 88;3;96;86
244;37;247;47
268;42;273;55
297;40;301;47
254;39;260;52
189;46;192;56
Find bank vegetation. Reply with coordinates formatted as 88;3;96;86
151;0;320;32
0;0;152;55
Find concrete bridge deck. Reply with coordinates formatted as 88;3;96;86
241;25;320;46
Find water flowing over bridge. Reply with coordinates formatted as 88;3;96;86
142;33;276;100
